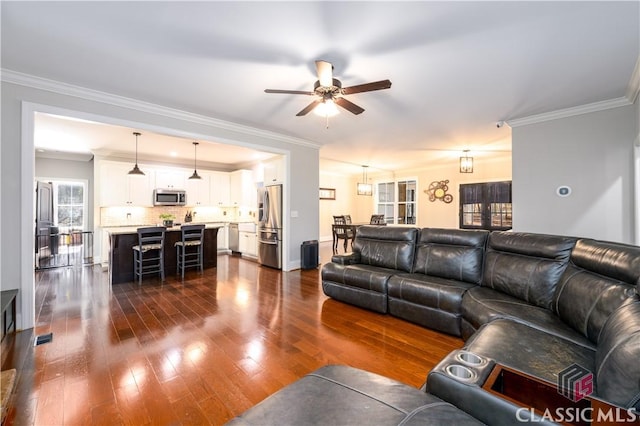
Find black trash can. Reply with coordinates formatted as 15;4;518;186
49;226;59;255
300;240;319;269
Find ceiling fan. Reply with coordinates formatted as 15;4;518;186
264;60;392;116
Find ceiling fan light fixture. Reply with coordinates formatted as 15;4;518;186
128;132;145;176
189;141;202;180
314;98;339;117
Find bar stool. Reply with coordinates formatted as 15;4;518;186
132;226;166;284
175;224;205;279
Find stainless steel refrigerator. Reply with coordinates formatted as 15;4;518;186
258;184;282;269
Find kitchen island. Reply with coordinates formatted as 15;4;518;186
107;224;220;284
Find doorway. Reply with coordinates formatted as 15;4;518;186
34;179;92;269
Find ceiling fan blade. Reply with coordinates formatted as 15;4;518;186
316;60;333;87
335;97;365;115
342;79;392;95
265;89;315;95
296;100;322;116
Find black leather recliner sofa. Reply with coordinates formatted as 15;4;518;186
228;226;640;425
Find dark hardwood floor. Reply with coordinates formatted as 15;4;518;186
2;242;463;425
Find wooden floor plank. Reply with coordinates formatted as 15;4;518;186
2;242;463;425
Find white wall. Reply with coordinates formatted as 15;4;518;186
319;154;512;237
1;79;320;331
512;103;637;243
319;172;358;241
408;154;512;229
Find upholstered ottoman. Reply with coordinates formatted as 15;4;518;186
227;365;483;425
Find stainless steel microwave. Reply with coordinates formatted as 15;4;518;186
153;189;186;206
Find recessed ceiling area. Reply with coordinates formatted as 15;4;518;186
34;112;279;171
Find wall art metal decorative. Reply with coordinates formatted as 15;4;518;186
425;180;453;203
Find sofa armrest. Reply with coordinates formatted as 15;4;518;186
331;252;361;265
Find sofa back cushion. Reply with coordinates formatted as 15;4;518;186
595;296;640;409
554;239;640;343
353;226;419;273
482;232;576;309
413;228;489;284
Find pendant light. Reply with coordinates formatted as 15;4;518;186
189;141;202;180
128;132;145;176
460;150;473;173
357;165;372;196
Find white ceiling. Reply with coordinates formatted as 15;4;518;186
2;1;638;175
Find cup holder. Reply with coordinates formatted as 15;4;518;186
445;364;477;383
455;351;487;367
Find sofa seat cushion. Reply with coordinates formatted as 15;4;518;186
227;365;484;426
323;262;395;293
388;273;476;336
461;287;594;349
389;273;476;313
464;319;596;391
322;263;397;313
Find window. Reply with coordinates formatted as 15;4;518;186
54;181;86;232
376;179;417;224
460;181;512;230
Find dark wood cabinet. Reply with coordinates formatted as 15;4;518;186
109;227;219;284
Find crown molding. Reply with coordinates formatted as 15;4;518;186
506;96;632;128
1;68;321;150
626;56;640;104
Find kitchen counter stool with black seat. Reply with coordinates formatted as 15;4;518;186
175;224;205;279
132;226;166;284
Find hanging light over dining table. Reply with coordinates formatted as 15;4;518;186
357;165;372;196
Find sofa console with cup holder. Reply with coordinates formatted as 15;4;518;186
228;226;640;425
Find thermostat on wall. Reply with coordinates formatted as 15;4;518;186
556;186;572;197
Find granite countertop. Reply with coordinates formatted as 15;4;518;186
106;223;226;235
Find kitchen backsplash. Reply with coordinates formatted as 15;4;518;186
100;206;257;227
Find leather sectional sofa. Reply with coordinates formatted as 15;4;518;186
229;226;640;425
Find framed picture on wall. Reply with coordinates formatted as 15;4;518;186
319;188;336;200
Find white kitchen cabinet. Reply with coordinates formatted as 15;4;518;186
184;173;211;206
239;231;257;256
210;172;231;206
99;162;153;206
230;169;256;208
155;169;186;189
262;156;284;184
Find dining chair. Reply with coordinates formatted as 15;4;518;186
370;214;386;225
175;224;205;280
132;226;166;284
333;215;354;253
